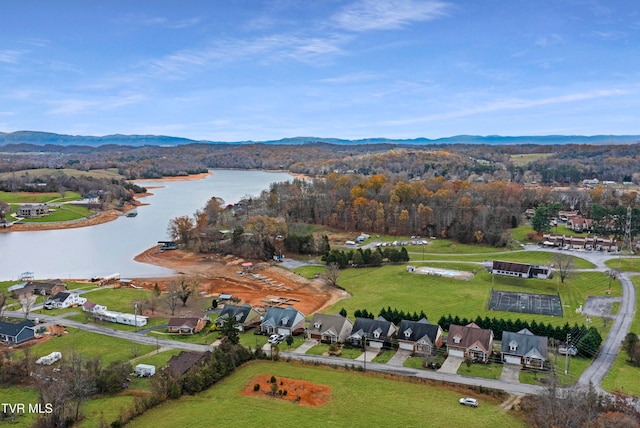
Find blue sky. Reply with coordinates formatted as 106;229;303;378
1;0;639;141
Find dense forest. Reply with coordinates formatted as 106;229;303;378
3;141;640;246
3;141;640;184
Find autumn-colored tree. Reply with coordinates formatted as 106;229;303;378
168;215;194;246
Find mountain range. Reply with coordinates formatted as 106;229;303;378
1;130;639;147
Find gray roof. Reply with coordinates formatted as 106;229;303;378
261;306;303;328
218;304;254;324
308;313;352;337
0;320;35;337
398;318;440;343
350;316;396;340
501;328;548;360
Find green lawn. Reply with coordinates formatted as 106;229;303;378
371;349;394;363
408;251;594;269
125;361;526;428
16;327;155;365
0;168;124;181
600;277;640;396
605;257;640;272
0;386;40;427
0;190;81;204
458;362;503;380
323;264;611;329
19;204;93;223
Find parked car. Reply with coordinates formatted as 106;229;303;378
459;397;478;407
558;345;578;356
268;334;284;344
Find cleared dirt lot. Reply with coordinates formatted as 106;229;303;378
134;248;348;316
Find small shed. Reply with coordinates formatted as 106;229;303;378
219;293;233;301
134;364;156;377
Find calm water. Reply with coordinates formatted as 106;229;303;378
0;170;292;280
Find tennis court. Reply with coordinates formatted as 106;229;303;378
488;289;563;317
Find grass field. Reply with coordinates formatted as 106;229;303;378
605;257;640;272
509;153;554;167
0;190;82;204
16;327;156;365
0;168;124;181
600;277;640;396
407;250;594;269
126;361;526;428
18;203;93;223
321;263;613;329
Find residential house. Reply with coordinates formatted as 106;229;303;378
501;328;548;369
9;280;67;299
397;318;443;356
491;260;551;279
307;313;353;343
81;301;107;314
446;323;494;363
566;215;592;233
260;306;305;336
17;204;49;218
348;316;397;349
0;320;36;345
167;351;212;377
168;312;208;335
216;304;261;332
541;234;618;252
46;291;87;309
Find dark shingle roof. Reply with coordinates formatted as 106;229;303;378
0;320;35;337
167;351;211;376
398;318;440;343
501;328;548;360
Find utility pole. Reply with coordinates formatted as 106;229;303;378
564;333;571;375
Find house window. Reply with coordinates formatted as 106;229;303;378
373;331;380;339
404;330;411;338
509;341;518;352
235;314;242;321
281;317;289;325
453;336;461;344
314;322;321;329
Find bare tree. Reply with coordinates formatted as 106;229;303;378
19;295;37;320
323;262;341;287
165;285;180;316
171;276;199;307
0;201;9;221
0;292;7;319
552;253;575;284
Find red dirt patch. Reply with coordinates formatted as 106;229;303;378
133;248;348;316
240;374;331;406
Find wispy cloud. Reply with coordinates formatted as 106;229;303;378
591;30;626;41
0;50;26;64
535;34;564;47
146;34;348;76
386;89;628;125
333;0;450;32
46;94;145;115
318;72;381;84
123;14;202;30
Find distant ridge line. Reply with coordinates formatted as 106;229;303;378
1;130;639;147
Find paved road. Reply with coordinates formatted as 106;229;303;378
5;245;638;398
5;310;213;353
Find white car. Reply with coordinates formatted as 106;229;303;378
459;397;478;407
268;334;283;344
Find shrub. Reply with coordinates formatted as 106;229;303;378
254;383;260;392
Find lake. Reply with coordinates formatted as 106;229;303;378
0;169;293;280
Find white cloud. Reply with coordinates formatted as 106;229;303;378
46;94;145;115
535;34;564;47
386;88;628;125
333;0;450;32
0;50;26;64
145;33;348;76
318;72;381;84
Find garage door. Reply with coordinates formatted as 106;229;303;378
399;342;413;351
448;349;464;358
504;355;521;365
369;341;383;349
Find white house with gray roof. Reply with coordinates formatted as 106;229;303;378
307;313;353;343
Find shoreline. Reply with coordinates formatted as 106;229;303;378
0;171;214;233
